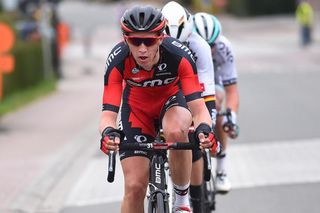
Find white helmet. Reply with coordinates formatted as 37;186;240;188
161;1;193;42
193;12;221;45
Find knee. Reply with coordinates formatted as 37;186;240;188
125;180;147;201
164;128;186;142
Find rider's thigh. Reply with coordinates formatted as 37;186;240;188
121;156;150;199
162;106;192;142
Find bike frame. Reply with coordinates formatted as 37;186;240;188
107;141;197;213
148;149;170;212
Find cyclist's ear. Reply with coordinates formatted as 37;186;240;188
122;33;128;45
158;33;165;44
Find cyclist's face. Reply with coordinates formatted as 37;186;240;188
125;32;163;70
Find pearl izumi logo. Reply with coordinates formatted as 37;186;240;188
134;135;147;143
131;67;140;74
157;63;167;71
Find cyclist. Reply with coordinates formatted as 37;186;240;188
162;1;217;212
99;5;219;213
194;12;240;193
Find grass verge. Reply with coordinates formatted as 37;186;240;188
0;78;57;116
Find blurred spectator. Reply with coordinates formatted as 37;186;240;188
50;2;62;78
15;20;40;41
15;0;41;41
18;0;40;17
296;0;314;46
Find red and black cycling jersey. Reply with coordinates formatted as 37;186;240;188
102;36;202;112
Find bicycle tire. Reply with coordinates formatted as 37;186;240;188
148;192;166;213
156;192;166;213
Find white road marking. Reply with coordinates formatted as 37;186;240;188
65;138;320;207
228;138;320;189
65;157;124;207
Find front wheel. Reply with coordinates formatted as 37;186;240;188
202;174;216;212
148;192;167;213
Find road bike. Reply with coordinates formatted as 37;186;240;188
107;136;198;213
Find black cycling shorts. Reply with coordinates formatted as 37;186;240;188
119;90;189;161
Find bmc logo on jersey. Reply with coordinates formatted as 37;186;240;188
171;40;196;63
127;77;176;87
105;46;122;69
142;77;175;87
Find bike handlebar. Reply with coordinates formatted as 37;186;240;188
107;141;198;183
119;141;196;150
217;109;239;135
107;150;116;182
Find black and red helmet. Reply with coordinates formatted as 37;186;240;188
121;6;166;34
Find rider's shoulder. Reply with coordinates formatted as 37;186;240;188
108;41;129;58
188;31;211;49
187;31;212;59
161;36;196;63
216;35;233;48
105;41;129;72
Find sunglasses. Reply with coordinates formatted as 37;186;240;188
124;35;162;47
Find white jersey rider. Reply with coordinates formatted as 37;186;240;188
162;2;217;212
194;12;240;194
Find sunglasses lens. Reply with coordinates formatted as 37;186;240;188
127;37;158;47
129;38;143;46
143;38;157;46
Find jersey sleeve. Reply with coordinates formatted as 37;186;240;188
102;67;123;112
193;36;216;97
216;36;238;86
178;57;202;102
102;42;127;112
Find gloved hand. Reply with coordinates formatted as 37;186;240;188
222;109;239;139
194;123;220;154
100;127;124;155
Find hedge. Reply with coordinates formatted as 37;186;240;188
227;0;296;16
2;40;45;98
1;12;49;100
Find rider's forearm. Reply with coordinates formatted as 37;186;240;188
99;111;118;134
225;84;239;113
203;95;217;126
188;99;212;128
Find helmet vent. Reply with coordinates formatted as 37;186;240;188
130;14;138;28
201;15;209;40
145;14;155;29
139;13;145;28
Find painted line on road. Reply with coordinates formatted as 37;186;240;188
65;138;320;207
228;137;320;189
